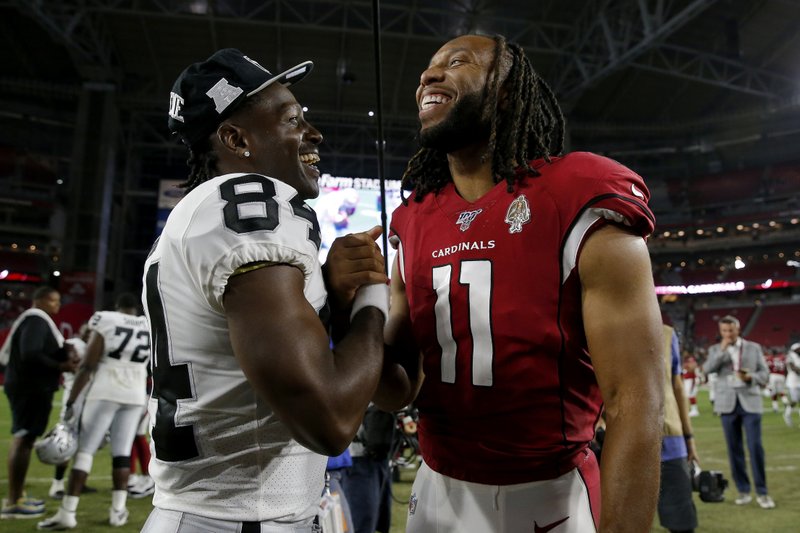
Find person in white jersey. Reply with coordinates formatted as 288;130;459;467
38;293;152;529
140;49;388;533
785;343;800;426
49;323;92;500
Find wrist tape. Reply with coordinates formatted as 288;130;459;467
350;283;389;322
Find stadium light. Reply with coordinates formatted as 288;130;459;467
735;257;746;269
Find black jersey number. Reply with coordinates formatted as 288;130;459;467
107;327;150;363
220;175;280;234
221;174;321;249
145;262;199;462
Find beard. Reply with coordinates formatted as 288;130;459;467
418;90;490;154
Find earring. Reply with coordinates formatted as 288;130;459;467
243;150;251;158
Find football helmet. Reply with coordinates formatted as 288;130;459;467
34;422;78;465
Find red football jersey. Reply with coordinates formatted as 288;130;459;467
767;353;787;375
389;152;655;485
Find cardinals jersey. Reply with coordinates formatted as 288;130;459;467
85;310;150;406
142;172;327;522
766;353;787;376
390;152;655;485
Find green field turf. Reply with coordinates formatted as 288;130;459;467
2;389;798;532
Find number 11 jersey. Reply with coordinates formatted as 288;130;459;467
389;152;655;485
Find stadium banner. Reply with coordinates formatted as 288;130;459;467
156;179;186;236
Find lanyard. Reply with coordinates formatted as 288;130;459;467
730;342;743;371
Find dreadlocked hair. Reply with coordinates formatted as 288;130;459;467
401;34;566;203
179;94;267;193
180;138;219;193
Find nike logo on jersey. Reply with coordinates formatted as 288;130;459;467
534;516;569;532
631;183;645;199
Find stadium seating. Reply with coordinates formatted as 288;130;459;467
692;305;756;348
745;302;800;349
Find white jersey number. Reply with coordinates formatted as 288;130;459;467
432;259;493;386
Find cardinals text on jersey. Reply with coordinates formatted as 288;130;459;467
142;172;328;523
389;152;655;485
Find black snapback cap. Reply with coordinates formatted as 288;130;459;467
168;48;313;147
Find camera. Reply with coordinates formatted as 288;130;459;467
691;461;729;503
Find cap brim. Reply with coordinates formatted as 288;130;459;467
246;60;314;97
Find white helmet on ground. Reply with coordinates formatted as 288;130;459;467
34;422;78;465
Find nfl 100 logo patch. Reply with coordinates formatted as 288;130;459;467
456;208;482;231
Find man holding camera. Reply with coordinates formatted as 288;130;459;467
703;315;775;509
657;325;699;532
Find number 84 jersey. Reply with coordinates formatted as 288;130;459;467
86;310;151;406
142;172;327;523
389;152;655;485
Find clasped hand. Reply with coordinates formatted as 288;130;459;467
323;225;388;310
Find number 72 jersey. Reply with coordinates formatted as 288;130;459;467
389;152;655;485
86;310;151;406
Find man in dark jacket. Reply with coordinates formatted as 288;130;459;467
1;286;78;519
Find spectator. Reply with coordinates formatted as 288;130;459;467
703;315;774;509
1;287;78;519
323;451;354;533
658;326;699;533
341;404;395;533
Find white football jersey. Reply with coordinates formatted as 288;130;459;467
787;351;800;388
142;172;328;523
85;310;150;406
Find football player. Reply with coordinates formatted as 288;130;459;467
375;34;664;532
765;350;787;413
682;354;701;417
49;323;92;500
785;343;800;426
140;49;387;532
38;293;151;529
